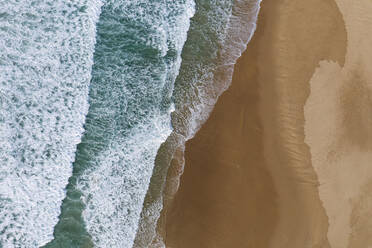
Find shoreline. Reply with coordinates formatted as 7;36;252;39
164;0;350;247
134;1;262;246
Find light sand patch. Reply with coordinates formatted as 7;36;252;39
305;1;372;247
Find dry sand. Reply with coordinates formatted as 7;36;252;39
305;0;372;247
163;0;372;247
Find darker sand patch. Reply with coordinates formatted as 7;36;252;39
340;67;372;151
348;180;372;247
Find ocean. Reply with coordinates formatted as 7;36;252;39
0;0;260;247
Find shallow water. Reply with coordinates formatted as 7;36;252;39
45;0;194;247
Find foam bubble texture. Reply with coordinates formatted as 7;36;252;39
56;0;195;247
0;1;102;247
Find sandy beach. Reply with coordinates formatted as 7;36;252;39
305;1;372;247
163;0;372;247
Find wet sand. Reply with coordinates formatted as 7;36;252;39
162;0;372;247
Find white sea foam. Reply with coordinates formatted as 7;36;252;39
78;118;171;247
0;1;102;247
75;1;195;247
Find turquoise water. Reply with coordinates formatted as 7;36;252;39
0;1;101;246
0;0;260;247
45;0;194;247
